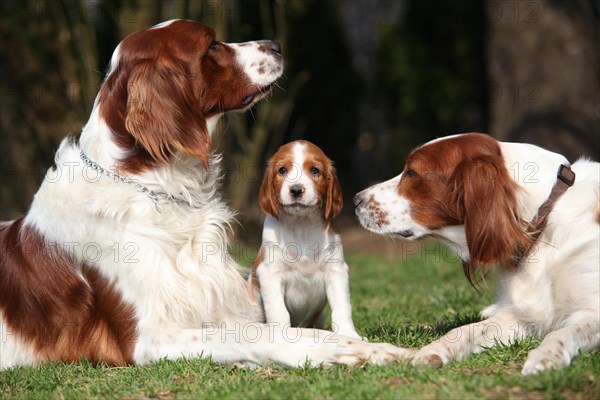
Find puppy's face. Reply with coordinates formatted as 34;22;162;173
259;141;342;220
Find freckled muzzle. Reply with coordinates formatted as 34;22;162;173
230;40;284;92
353;180;419;238
353;191;388;231
256;40;282;56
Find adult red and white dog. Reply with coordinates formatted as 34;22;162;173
0;20;410;369
354;133;599;374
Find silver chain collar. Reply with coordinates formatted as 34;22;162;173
79;150;185;205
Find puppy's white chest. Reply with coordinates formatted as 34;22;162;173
282;251;323;274
281;267;327;326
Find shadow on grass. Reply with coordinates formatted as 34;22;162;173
366;312;483;347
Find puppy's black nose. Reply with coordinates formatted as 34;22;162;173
290;185;304;198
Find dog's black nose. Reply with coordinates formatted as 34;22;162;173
353;193;364;208
258;40;282;55
290;185;304;198
269;41;282;54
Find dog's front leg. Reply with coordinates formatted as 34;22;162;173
325;262;361;340
522;311;600;375
413;311;526;367
134;324;413;367
256;263;291;326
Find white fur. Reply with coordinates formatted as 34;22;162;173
228;42;283;87
0;310;41;368
150;19;179;30
254;142;361;339
355;135;600;374
0;20;412;370
279;142;320;210
354;174;431;238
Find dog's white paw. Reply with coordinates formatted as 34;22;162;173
325;339;414;366
412;343;453;368
521;347;571;375
369;342;415;364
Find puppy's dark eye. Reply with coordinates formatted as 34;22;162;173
310;167;320;176
278;167;287;175
209;39;220;51
405;169;416;177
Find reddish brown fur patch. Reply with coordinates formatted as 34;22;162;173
258;145;290;218
397;133;532;282
366;194;389;228
98;20;258;173
397;134;502;229
300;141;343;222
0;218;137;365
251;246;265;292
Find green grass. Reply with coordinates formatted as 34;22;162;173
1;247;598;399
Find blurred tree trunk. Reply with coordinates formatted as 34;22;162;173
486;0;599;160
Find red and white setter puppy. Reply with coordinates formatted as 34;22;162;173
0;20;410;370
354;133;599;374
249;141;361;339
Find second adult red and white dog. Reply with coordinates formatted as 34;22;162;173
0;20;410;370
354;133;599;374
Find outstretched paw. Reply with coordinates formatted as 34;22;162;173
329;339;415;366
413;344;453;369
521;347;570;375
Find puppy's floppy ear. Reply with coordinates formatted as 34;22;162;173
125;59;212;167
259;162;279;218
449;155;532;283
325;164;343;222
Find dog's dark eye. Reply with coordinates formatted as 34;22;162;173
310;167;320;176
278;167;287;175
209;39;220;51
405;169;416;177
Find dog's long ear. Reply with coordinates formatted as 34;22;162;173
125;60;212;167
258;162;279;218
450;155;532;283
324;164;343;222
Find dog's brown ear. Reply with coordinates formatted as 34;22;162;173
125;59;212;168
450;155;532;284
258;162;279;218
324;165;343;222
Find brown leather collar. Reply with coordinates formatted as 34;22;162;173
517;164;575;263
528;164;576;239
